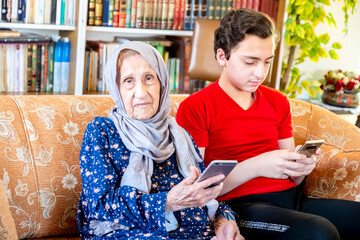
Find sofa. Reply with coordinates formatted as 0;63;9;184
1;95;360;239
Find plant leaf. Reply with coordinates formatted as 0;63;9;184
329;50;339;60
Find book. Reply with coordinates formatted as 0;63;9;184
11;0;18;23
119;0;127;27
135;0;144;28
1;0;8;22
183;0;191;30
198;0;207;18
130;0;137;27
108;0;114;26
36;44;42;92
43;44;48;92
88;0;95;25
0;33;51;44
125;0;132;27
167;0;175;29
143;0;153;28
44;0;51;24
53;41;62;92
220;0;227;19
214;0;221;20
177;0;185;30
38;0;45;24
61;38;70;93
6;45;15;92
0;30;20;37
206;0;215;19
189;0;198;30
161;0;169;29
26;44;32;91
156;0;163;29
17;0;25;22
67;0;76;25
113;0;120;27
172;0;180;29
94;0;103;26
14;44;20;92
102;0;110;26
56;0;62;24
47;42;55;92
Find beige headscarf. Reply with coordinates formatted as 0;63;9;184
103;41;218;233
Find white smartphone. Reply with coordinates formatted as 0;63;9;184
296;139;325;157
195;160;238;188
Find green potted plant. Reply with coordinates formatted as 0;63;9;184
280;0;358;99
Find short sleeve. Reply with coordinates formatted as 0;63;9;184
176;97;209;148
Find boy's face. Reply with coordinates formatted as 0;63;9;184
217;34;275;93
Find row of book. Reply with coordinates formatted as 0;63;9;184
88;0;279;31
0;0;76;25
84;38;191;94
0;34;71;93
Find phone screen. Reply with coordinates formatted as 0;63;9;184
195;160;237;188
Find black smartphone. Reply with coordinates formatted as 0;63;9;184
297;139;325;157
195;160;238;188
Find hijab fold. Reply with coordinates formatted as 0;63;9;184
100;41;218;233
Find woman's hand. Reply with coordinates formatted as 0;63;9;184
165;167;224;212
212;216;244;240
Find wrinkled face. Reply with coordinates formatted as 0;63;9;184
217;35;275;93
119;54;161;120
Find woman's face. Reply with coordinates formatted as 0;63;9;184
119;54;161;120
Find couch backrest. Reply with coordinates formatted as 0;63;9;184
1;95;360;239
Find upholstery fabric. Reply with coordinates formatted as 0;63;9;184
0;180;18;240
0;95;359;239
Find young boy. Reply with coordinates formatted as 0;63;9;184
177;8;360;240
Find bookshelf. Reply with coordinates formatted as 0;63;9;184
0;0;286;96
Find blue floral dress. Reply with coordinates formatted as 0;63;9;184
77;117;234;239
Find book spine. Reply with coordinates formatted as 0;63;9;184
56;0;62;24
183;0;191;30
88;0;95;25
177;0;185;30
167;0;175;30
143;0;153;28
26;44;32;91
189;0;198;30
97;43;104;92
14;44;20;92
53;41;62;92
47;42;55;92
172;0;179;29
125;0;132;27
102;0;110;26
135;0;144;28
60;0;66;24
31;44;37;91
94;0;103;26
61;38;70;93
227;0;233;13
130;0;137;27
21;44;26;92
156;0;162;29
108;0;114;26
44;0;51;24
1;0;8;22
160;0;168;29
6;45;14;92
207;0;214;19
214;0;221;20
119;0;127;27
220;0;226;19
43;44;48;92
240;0;246;8
36;44;42;92
198;0;207;18
11;0;18;22
40;44;45;91
38;0;44;24
112;0;119;27
17;0;25;22
151;0;158;29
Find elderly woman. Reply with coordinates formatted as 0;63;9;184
77;41;242;240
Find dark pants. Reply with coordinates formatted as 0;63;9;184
226;187;360;240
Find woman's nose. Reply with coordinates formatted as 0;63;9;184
134;81;147;98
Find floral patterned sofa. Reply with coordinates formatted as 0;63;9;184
1;95;360;239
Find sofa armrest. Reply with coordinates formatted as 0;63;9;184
290;99;360;201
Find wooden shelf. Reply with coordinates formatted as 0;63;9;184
86;26;193;37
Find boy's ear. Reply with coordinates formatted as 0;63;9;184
216;48;227;67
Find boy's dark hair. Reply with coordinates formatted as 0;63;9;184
214;8;280;60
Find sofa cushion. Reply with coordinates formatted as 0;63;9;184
0;180;18;240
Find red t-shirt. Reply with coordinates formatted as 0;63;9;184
176;81;295;201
